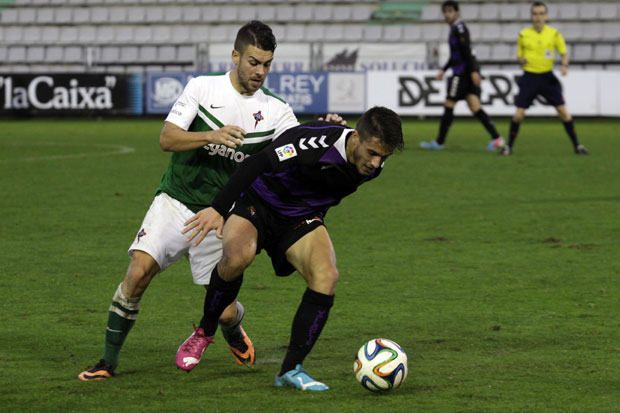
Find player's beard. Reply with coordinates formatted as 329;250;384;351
238;68;264;95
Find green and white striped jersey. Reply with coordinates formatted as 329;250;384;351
157;72;299;212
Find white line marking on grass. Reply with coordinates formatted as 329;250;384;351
0;142;136;163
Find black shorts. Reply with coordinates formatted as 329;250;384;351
446;74;481;101
229;189;325;277
514;71;565;109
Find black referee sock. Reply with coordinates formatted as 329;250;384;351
436;107;454;145
508;120;520;147
279;288;334;375
562;120;579;147
199;266;243;337
474;109;500;139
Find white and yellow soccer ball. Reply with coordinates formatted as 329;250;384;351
354;338;408;393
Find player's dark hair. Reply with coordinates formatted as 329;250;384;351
356;106;404;152
234;21;277;54
441;0;459;12
531;1;548;13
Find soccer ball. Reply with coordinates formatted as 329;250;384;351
354;338;408;393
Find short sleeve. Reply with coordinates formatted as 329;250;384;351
164;77;200;131
555;30;567;55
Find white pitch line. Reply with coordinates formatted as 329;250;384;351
0;142;136;163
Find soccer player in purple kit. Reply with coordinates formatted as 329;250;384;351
177;106;404;391
420;0;504;151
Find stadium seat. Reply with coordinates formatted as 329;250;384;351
171;26;191;43
45;46;63;63
402;24;422;42
558;3;579;20
0;46;7;62
351;4;373;21
479;23;501;41
145;7;164;22
108;7;127;23
41;26;60;43
478;4;499;21
59;26;79;44
177;45;196;63
18;8;36;24
578;3;598;20
190;26;209;43
181;6;202;23
0;8;18;24
500;23;521;42
284;24;306;42
152;26;171;43
133;26;152;44
383;25;402;41
557;23;582;41
91;7;110;23
126;7;146;23
96;26;115;44
305;24;325;41
23;26;42;43
64;46;83;63
324;24;344;42
601;22;620;41
54;8;73;24
475;43;491;60
420;5;441;22
219;6;238;22
581;24;602;41
111;26;132;44
100;46;120;63
270;24;285;41
592;44;613;62
237;6;255;22
4;26;22;43
363;25;383;41
158;45;176;62
490;43;513;62
163;6;183;23
119;46;139;63
256;6;276;22
331;5;352;22
598;3;619;20
420;23;443;41
613;44;620;61
498;4;520;21
460;4;479;21
201;6;221;22
314;5;334;22
139;45;157;63
294;5;314;22
26;46;45;62
208;25;230;42
36;8;54;24
72;8;90;24
572;43;592;61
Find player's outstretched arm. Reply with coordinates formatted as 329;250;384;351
183;207;224;245
159;121;246;152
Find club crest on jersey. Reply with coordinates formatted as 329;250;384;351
275;144;297;161
253;110;264;128
137;228;146;243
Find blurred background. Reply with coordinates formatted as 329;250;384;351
1;0;619;117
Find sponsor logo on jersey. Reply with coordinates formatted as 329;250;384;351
137;228;146;242
210;104;224;109
204;144;250;163
299;135;329;150
275;144;297;161
253;110;264;128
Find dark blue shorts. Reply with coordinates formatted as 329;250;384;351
514;71;565;109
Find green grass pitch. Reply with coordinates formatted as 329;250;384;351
1;116;619;412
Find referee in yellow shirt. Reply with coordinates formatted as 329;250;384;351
500;1;589;155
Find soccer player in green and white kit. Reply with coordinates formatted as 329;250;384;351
79;21;343;380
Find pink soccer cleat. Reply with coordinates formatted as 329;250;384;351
176;324;214;372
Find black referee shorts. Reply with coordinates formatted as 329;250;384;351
514;71;565;109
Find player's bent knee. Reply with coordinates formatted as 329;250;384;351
218;253;251;280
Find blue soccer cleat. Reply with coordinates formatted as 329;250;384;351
419;140;445;150
486;136;505;151
275;364;329;391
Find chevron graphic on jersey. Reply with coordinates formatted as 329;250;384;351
299;135;329;150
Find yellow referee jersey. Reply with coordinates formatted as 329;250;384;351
517;25;567;73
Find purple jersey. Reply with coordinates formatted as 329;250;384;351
442;20;479;75
211;121;383;218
